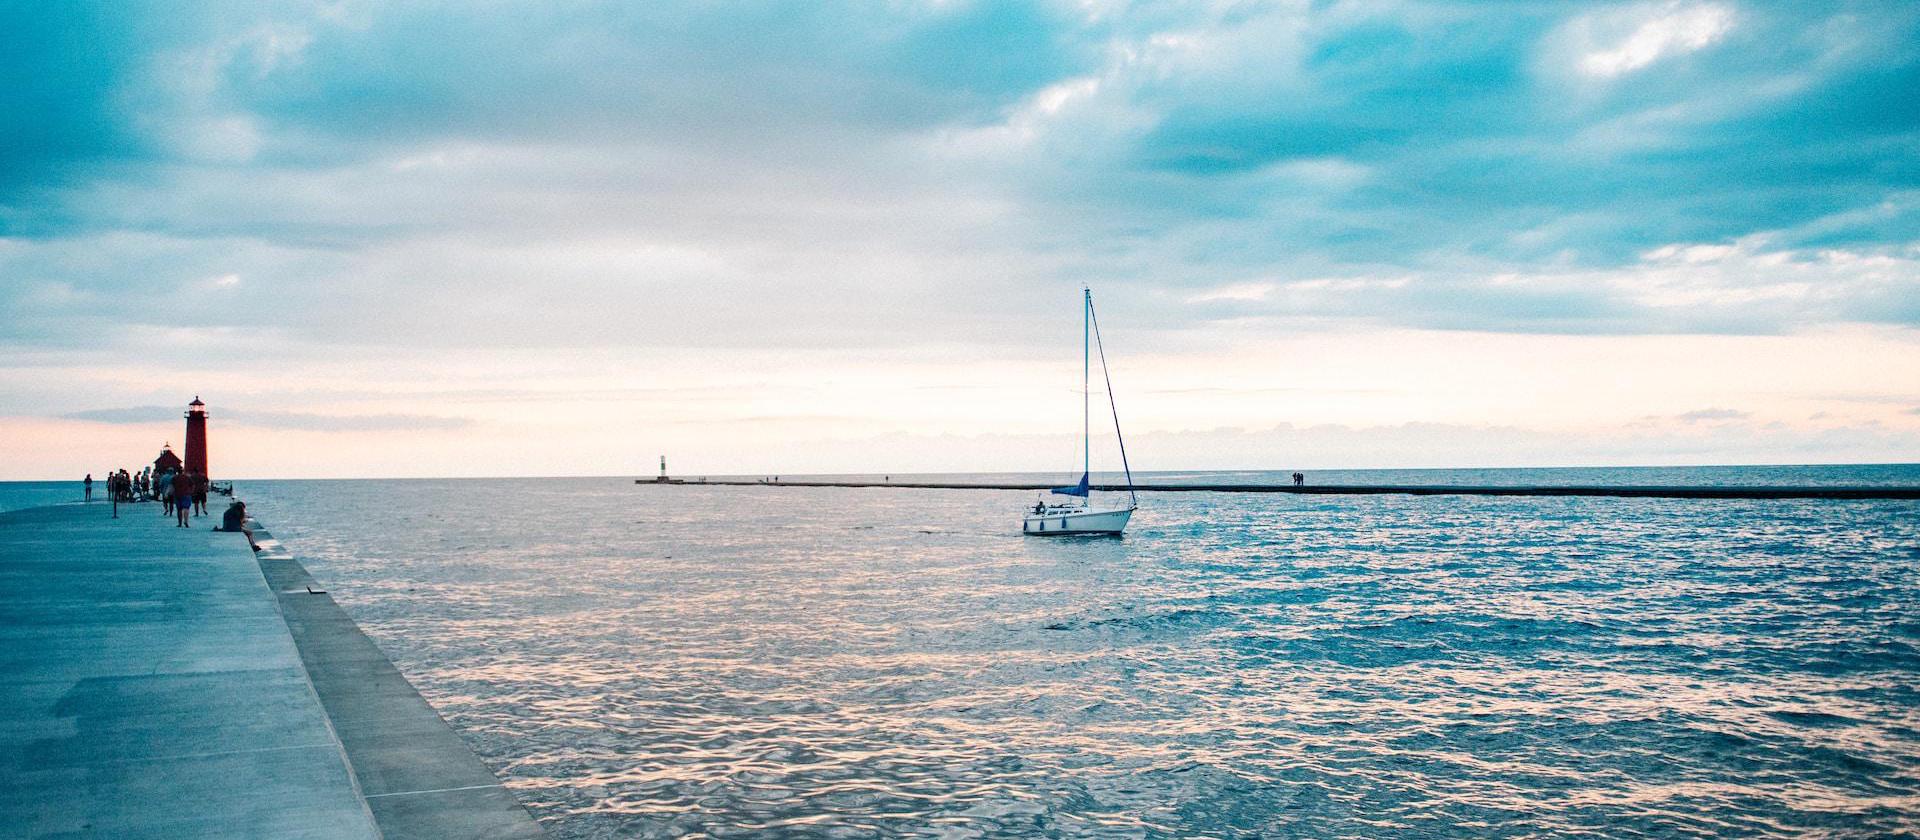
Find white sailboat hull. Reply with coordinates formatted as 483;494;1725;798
1022;505;1134;536
1022;288;1138;536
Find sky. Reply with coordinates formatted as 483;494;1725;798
2;0;1917;479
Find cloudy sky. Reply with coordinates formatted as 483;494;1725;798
3;0;1917;479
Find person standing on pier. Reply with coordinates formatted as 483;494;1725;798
113;470;131;517
157;467;175;518
83;473;93;502
172;469;193;527
191;470;209;516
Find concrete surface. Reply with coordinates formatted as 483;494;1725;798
0;500;547;839
247;521;544;840
0;501;379;839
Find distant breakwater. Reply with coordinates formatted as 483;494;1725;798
640;479;1920;500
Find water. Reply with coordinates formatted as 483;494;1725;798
0;480;92;513
14;467;1920;837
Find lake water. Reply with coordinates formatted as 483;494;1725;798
7;467;1919;837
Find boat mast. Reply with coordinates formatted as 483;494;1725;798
1083;287;1091;506
1088;292;1138;508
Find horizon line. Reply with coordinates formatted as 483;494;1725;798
12;460;1920;484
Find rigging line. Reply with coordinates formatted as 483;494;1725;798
1087;292;1138;507
1083;287;1090;505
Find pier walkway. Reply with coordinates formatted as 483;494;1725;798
649;479;1920;500
0;501;542;839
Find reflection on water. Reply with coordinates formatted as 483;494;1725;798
239;473;1920;838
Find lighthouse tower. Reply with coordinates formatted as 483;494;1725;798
184;397;209;479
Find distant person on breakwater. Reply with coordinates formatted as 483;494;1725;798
172;469;193;527
84;473;93;502
1293;472;1305;487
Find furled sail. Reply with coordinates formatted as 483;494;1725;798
1052;473;1091;497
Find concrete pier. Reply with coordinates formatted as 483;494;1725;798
0;501;543;839
649;479;1920;500
247;521;543;839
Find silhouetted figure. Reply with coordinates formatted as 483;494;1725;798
157;468;174;516
1292;472;1305;487
191;471;209;516
219;500;246;532
171;470;192;527
84;473;93;502
117;469;131;510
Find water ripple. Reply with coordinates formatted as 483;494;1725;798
242;477;1920;838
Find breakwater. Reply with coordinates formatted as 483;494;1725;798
642;478;1920;500
246;517;546;839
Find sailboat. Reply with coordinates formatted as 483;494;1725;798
1023;287;1139;536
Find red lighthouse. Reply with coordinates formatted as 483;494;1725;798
184;397;209;480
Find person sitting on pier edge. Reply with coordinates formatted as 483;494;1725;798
218;499;247;532
172;469;193;527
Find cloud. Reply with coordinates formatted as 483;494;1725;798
1184;282;1275;303
736;417;1920;474
61;406;179;425
2;2;1919;476
1675;407;1750;423
1578;3;1734;78
61;405;470;432
231;411;473;432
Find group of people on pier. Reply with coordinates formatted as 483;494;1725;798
87;463;212;526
